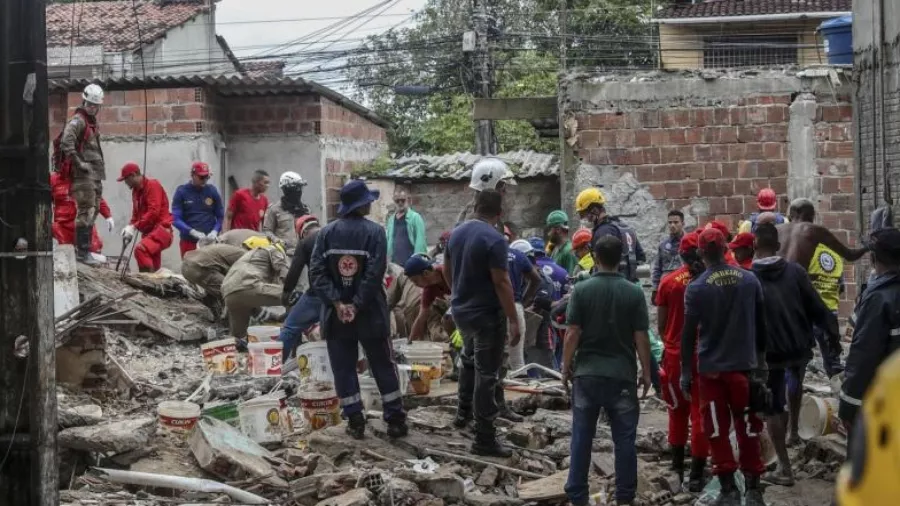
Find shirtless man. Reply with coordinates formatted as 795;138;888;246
777;198;868;267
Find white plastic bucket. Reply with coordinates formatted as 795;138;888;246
248;341;284;377
247;325;281;343
200;338;238;374
299;385;341;430
359;375;381;412
798;395;839;440
239;396;283;444
297;341;333;383
396;364;411;396
729;429;777;466
158;401;201;435
403;342;443;390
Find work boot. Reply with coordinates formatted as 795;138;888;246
75;226;100;266
387;418;409;438
345;412;366;440
687;457;708;493
471;438;513;458
712;473;741;506
671;445;686;481
495;384;524;422
744;474;766;506
453;409;472;429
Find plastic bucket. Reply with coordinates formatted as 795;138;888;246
248;341;284;377
359;375;381;412
729;429;777;467
247;325;281;343
818;15;853;65
403;342;443;390
202;401;239;428
798;395;839;440
299;385;341;430
396;364;411;396
297;341;333;383
158;401;201;435
200;338;238;375
239;396;283;444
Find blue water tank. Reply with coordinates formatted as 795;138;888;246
818;15;853;65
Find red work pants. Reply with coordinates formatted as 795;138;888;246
660;352;709;458
53;220;103;253
179;239;198;258
134;225;173;272
698;371;765;476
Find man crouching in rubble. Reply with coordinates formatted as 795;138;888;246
563;235;651;506
308;179;408;440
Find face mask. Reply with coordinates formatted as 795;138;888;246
580;219;594;230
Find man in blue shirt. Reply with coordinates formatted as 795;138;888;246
528;237;569;299
505;242;541;410
171;162;224;258
444;189;521;457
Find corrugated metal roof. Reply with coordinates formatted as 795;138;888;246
655;0;851;20
377;150;558;180
48;74;390;128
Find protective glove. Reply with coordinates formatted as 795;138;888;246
106;217;115;233
189;229;206;241
207;230;219;241
121;225;136;242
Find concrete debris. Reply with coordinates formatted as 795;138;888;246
58;405;104;429
592;452;616;477
517;469;570;501
58;417;154;454
802;434;847;464
410;470;466;501
475;465;499;487
188;418;288;488
314;488;373;506
464;492;524;506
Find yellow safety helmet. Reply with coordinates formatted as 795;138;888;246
836;350;900;506
575;187;606;213
242;236;272;250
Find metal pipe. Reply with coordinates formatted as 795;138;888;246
93;468;270;505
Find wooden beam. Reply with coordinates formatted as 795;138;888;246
473;97;558;120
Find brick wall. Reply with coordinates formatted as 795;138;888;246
319;98;388;143
572;90;858;314
221;95;320;136
49;88;209;138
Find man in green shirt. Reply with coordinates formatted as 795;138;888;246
546;210;579;274
562;234;652;506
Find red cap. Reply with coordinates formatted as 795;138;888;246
698;228;727;252
757;188;777;211
705;220;731;240
728;232;755;250
191;161;210;177
117;162;141;181
294;215;319;236
678;231;699;254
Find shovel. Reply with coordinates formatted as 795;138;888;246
115;236;132;274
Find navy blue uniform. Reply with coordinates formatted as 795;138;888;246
171;183;224;239
592;217;645;282
308;215;404;421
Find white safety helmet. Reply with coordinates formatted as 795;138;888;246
469;157;516;192
82;84;104;105
279;171;307;189
509;239;534;255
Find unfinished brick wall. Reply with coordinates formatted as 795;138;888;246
221;95;320;136
571;85;857;314
319;98;388;143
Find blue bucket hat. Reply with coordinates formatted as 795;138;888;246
404;254;434;277
338;179;380;216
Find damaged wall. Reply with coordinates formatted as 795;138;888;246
565;68;858;313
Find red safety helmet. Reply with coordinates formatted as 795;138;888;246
295;215;319;237
757;188;777;211
191;161;210;177
572;228;593;249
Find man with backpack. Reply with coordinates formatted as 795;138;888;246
738;188;789;234
574;187;645;283
57;84;106;265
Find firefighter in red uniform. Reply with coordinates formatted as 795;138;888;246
51;172;114;253
117;162;174;272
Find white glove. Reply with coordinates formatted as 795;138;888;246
106;217;115;233
122;225;136;242
189;229;206;241
207;230;219;241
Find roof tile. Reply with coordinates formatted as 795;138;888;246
655;0;851;20
46;0;210;52
373;151;558;181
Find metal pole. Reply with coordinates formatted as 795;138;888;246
0;0;59;502
473;0;494;155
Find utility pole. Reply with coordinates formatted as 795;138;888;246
0;0;59;502
473;0;494;155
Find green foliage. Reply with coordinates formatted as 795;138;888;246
354;153;395;178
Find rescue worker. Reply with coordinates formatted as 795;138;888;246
263;171;309;253
546;210;578;273
511;239;561;373
571;228;594;278
681;228;767;506
51;171;113;254
308;179;408;440
429;230;451;264
279;216;323;361
704;220;740;266
574;187;646;283
751;223;841;486
839;228;900;433
118;163;174;273
386;190;428;267
222;236;289;341
652;210;686;301
728;232;755;270
445;189;520;456
217;228;271;248
61;84;106;265
182;243;246;321
738;188;788;234
171;162;224;257
456;157;517;234
404;254;451;342
224;170;270;232
781;198;864;378
656;231;709;491
528;237;569;299
386;262;424;338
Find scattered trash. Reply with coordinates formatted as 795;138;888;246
407;457;440;474
92;467;269;504
248;341;284;377
297;341;334;383
799;395;840;440
201;338;238;374
157;400;201;435
202;401;240;427
299;383;341;430
246;325;281;343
